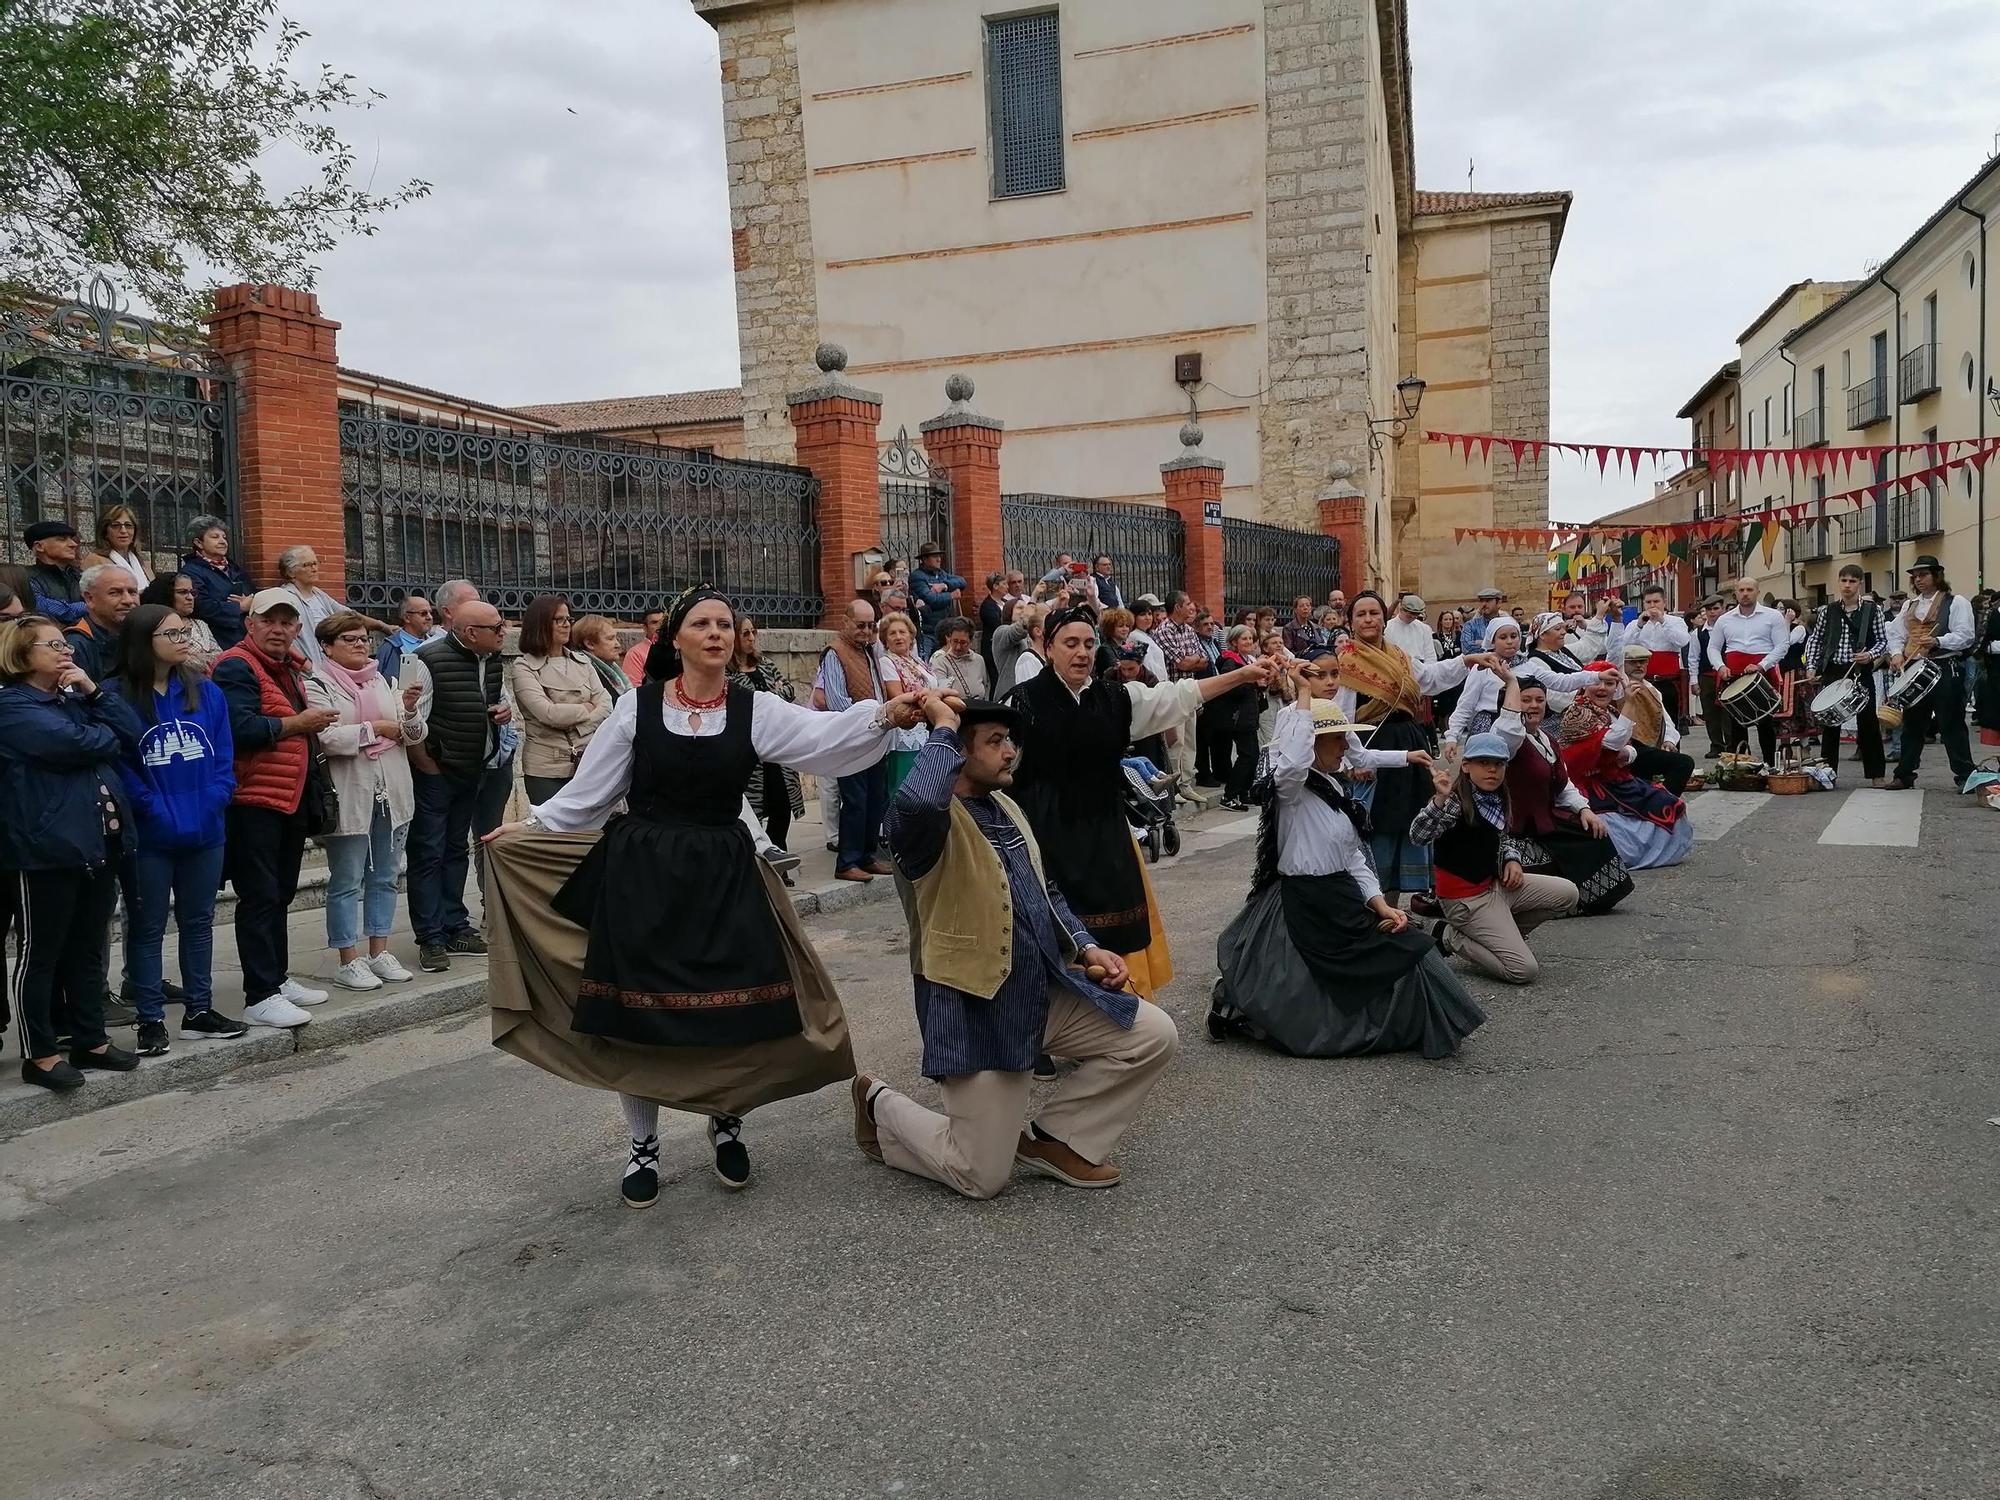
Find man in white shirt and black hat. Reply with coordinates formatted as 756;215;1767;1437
1885;553;1976;790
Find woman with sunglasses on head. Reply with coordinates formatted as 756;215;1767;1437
140;572;222;674
108;604;248;1053
84;504;153;588
510;593;612;807
0;615;146;1089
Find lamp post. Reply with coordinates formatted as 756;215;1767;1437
1366;375;1429;456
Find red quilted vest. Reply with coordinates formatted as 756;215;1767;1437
214;643;309;814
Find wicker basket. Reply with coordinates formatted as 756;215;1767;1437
1766;771;1814;795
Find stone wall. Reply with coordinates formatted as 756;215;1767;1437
1258;0;1390;569
1486;217;1555;607
713;3;817;463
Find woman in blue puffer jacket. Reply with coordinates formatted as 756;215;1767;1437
108;604;249;1057
0;615;145;1091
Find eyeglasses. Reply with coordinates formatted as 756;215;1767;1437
460;623;503;636
332;632;370;647
154;628;193;644
29;638;72;653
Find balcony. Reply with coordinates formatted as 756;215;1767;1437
1898;343;1940;404
1786;519;1831;563
1793;405;1828;449
1892;488;1942;540
1847;377;1892;429
1837;503;1889;552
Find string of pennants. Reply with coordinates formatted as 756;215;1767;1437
1425;429;2000;482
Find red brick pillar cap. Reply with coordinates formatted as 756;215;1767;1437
919;374;1004;436
1161;421;1225;476
787;342;883;408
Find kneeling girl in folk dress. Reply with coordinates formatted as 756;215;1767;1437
482;588;926;1210
1408;732;1581;986
1208;698;1485;1059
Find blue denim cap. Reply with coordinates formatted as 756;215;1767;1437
1462;732;1513;762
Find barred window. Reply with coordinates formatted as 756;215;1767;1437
986;11;1065;198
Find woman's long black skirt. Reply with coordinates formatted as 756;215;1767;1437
1211;874;1485;1059
1518;828;1633;915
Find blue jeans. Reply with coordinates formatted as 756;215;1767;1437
323;802;409;952
408;768;480;946
836;763;887;873
130;843;226;1023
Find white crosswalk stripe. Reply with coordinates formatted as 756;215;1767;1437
1687;791;1771;842
1817;788;1924;847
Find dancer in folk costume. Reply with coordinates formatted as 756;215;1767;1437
1006;606;1274;999
1556;669;1693;870
1490;668;1633;915
482;587;926;1209
1333;591;1488;904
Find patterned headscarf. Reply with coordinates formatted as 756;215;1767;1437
645;584;731;682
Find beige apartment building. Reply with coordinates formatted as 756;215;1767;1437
690;0;1566;599
1765;154;2000;602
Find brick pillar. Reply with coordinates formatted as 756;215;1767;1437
1317;462;1367;594
787;343;883;627
920;374;1005;593
205;284;344;591
1161;423;1226;613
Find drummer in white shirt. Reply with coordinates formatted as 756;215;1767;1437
1706;578;1787;765
1884;553;1977;790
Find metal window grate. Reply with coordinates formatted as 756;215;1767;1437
987;11;1065;198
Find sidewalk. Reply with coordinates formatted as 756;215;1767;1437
0;793;1258;1137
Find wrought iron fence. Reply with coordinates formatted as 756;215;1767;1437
2;277;235;571
1001;493;1184;604
340;410;821;624
877;427;952;570
1221;516;1341;618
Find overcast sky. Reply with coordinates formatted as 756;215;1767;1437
289;0;2000;522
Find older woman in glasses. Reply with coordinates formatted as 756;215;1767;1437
0;615;145;1090
306;612;427;992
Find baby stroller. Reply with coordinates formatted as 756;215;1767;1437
1122;761;1182;862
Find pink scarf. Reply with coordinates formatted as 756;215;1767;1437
318;656;397;760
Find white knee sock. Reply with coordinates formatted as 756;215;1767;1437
619;1094;659;1145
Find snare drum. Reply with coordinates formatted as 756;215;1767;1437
1719;671;1781;725
1885;656;1942;709
1808;675;1869;727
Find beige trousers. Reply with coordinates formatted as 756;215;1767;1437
1440;873;1579;985
872;986;1180;1200
1167;705;1200;788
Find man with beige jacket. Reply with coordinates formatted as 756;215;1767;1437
850;695;1179;1199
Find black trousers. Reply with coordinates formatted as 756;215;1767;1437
756;763;792;851
1646;672;1688;730
0;874;15;1033
1697;674;1725;754
1720;685;1778;764
13;862;118;1059
227;804;308;1007
1628;742;1695;796
1895;659;1974;784
1817;663;1885;780
1221;727;1262;800
1195;706;1225;784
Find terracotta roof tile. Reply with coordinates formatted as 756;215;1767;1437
1413;189;1572;217
514;388;744;432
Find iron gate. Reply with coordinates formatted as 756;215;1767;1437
1222;516;1341;618
877;427;952;568
1;277;236;571
1001;493;1185;605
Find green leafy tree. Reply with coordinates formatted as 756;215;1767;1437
0;0;429;323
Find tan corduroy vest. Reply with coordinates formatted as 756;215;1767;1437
907;790;1058;999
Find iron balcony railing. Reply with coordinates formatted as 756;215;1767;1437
1891;488;1941;540
1847;377;1891;429
1785;518;1830;563
1000;493;1186;607
1220;516;1341;618
1792;405;1828;449
1837;503;1889;553
1898;343;1940;404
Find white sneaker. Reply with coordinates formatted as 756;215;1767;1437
243;994;312;1028
368;952;415;983
279;977;329;1007
332;959;383;992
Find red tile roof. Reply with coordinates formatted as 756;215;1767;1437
1413;189;1572;217
514;388;744;432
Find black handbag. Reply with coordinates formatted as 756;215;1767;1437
301;733;341;837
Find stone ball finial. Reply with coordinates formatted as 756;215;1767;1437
944;374;975;404
1180;421;1205;450
814;342;848;375
1328;459;1356;482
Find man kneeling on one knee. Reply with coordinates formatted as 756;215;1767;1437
852;694;1179;1198
1408;732;1578;985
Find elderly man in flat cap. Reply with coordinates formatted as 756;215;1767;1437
22;520;89;624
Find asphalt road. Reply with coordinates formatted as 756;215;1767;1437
3;759;1995;1500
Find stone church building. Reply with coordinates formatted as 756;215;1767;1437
690;0;1566;604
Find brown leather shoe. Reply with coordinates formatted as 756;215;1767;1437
836;867;874;882
863;859;895;877
1014;1131;1121;1189
851;1075;883;1162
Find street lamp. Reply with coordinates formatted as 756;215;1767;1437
1367;375;1429;454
